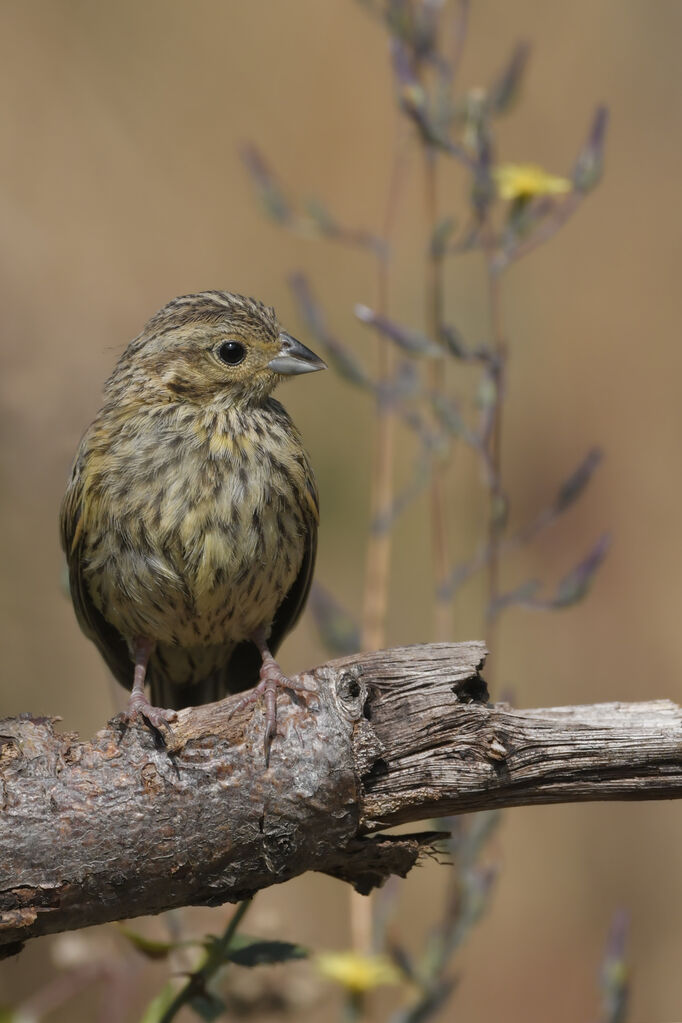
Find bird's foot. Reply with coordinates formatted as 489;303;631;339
114;635;177;740
120;689;178;737
227;652;312;765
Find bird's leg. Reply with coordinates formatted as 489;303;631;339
227;630;312;764
123;636;177;731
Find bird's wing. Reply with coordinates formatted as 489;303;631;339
60;470;133;691
222;471;319;694
269;480;319;655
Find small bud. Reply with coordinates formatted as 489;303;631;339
309;584;361;656
430;215;457;258
240;143;292;223
555;447;603;513
289;274;373;390
431;392;467;437
355;305;443;356
491;493;508;532
489;41;531;115
488;579;540;619
439;323;469;359
304;197;337;236
552;532;610;607
573;105;609;193
476;372;497;409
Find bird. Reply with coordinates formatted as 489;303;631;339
60;290;325;760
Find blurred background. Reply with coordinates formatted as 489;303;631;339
2;0;682;1019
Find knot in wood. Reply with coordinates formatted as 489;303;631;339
488;736;508;761
333;668;368;723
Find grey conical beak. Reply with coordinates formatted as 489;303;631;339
268;332;327;376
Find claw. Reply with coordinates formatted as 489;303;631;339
227;637;312;765
123;692;177;732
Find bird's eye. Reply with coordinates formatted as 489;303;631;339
217;340;246;366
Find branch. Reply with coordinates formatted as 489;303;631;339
2;641;681;956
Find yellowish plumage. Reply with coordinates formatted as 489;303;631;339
60;291;323;721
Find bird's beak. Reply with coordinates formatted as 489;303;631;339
268;332;327;376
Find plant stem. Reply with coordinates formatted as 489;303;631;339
361;130;408;654
356;126;408;958
424;145;452;641
483;257;506;680
343;991;366;1023
159;898;253;1023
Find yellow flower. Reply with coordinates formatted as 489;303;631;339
493;163;572;201
315;951;403;994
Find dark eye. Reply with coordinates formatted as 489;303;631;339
217;340;246;366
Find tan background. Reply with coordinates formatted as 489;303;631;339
1;1;682;1020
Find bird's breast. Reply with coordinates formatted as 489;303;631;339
82;403;313;646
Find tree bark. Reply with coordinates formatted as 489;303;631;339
2;640;681;956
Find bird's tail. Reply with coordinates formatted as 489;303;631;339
148;640;263;711
149;671;227;711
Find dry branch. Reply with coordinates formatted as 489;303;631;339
2;641;681;956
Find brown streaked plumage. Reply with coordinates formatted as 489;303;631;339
60;290;325;758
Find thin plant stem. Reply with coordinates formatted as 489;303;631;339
159;898;253;1023
483;256;506;681
343;991;366;1023
360;127;409;654
424;145;453;641
355;125;409;958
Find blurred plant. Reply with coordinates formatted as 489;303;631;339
598;911;629;1023
316;950;405;1022
131;900;309;1023
250;3;610;675
383;812;500;1023
307;814;499;1023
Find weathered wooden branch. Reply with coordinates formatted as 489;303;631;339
2;641;682;956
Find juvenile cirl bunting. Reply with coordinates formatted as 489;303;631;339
60;290;325;759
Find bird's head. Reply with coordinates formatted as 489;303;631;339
109;291;326;407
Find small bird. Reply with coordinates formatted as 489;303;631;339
60;290;325;758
